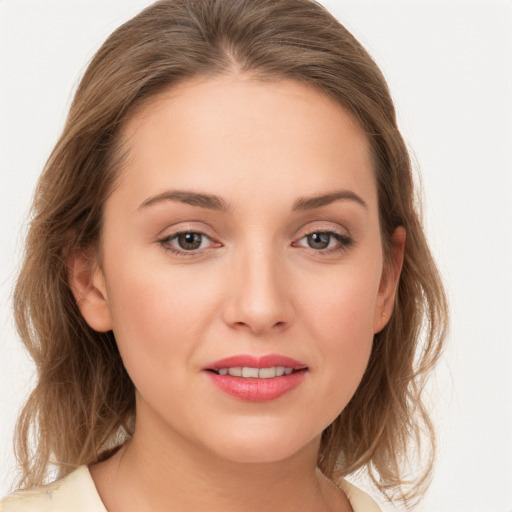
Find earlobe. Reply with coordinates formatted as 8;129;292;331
373;226;406;333
67;248;113;332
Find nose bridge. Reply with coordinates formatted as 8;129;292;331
223;237;292;333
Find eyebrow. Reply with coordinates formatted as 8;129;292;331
292;190;367;211
138;188;367;212
138;190;230;211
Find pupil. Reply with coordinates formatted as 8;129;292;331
308;232;330;249
178;232;202;250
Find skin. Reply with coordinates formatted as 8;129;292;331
70;74;405;512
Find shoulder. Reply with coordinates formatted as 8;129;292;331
339;479;382;512
0;466;107;512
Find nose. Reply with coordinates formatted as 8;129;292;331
222;245;294;335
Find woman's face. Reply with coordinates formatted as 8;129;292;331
77;75;401;464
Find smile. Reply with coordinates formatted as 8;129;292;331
204;354;308;401
213;366;295;378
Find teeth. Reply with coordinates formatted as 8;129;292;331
218;366;297;378
242;367;259;378
258;367;276;379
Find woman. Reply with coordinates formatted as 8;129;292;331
1;0;447;510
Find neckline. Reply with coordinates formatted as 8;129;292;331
80;465;379;512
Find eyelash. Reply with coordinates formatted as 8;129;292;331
293;230;353;255
158;231;218;257
157;229;353;257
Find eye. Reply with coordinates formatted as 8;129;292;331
158;231;215;255
294;230;352;254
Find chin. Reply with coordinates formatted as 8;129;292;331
202;423;320;465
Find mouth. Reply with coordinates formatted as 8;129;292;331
203;354;308;402
207;366;304;378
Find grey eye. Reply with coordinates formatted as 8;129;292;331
306;232;331;249
177;232;203;250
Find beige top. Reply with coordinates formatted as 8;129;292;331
1;466;381;511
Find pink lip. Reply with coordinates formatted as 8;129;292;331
203;354;308;402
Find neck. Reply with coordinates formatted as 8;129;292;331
89;401;351;512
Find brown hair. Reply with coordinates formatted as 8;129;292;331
13;0;448;504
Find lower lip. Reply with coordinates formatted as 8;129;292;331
205;370;307;402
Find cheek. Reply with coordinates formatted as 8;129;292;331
103;259;222;386
297;261;381;403
301;260;381;342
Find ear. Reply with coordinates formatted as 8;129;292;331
67;248;113;332
373;226;406;334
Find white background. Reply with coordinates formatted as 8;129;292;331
1;1;511;510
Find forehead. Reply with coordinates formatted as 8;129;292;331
114;74;377;213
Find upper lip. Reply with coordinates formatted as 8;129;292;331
205;354;308;371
